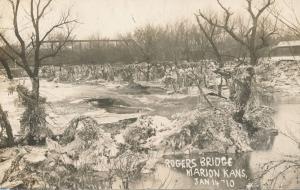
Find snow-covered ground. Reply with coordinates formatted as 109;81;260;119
0;77;199;135
1;62;300;189
0;79;146;135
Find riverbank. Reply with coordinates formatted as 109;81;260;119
0;76;280;189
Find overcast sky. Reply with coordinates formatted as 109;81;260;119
1;0;300;39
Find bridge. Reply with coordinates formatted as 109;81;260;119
1;38;202;68
41;39;135;52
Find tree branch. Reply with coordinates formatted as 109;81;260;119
10;0;27;59
0;47;25;69
256;0;274;19
37;0;53;20
0;33;21;57
40;11;76;43
198;2;248;48
39;26;73;61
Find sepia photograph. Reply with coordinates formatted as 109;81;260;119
0;0;300;189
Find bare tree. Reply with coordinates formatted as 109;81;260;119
195;0;278;133
131;24;165;81
0;21;14;147
0;0;76;98
0;0;77;144
197;0;277;66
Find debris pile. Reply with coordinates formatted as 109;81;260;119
257;60;300;98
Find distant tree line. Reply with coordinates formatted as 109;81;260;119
1;19;299;71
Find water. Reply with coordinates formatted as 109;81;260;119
250;104;300;189
131;104;300;189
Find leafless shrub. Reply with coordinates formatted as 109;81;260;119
256;156;300;189
112;151;145;189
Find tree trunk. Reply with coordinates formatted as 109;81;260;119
218;77;223;96
0;104;14;147
122;179;129;190
146;63;151;81
232;67;257;134
22;76;44;145
0;58;13;80
31;76;40;103
249;51;258;66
